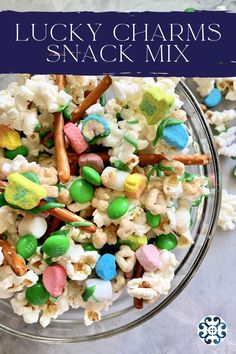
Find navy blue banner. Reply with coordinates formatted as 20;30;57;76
1;10;236;76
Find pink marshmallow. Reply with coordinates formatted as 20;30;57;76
64;123;88;154
135;244;160;272
42;264;67;297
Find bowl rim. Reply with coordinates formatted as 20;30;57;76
0;79;222;343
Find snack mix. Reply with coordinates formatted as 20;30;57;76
0;72;228;328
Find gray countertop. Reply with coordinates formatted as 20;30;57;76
0;1;235;353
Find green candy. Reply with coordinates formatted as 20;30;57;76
69;179;94;203
113;160;130;172
146;211;161;228
21;172;40;184
155;233;177;250
16;234;38;259
42;235;70;257
184;7;197;12
119;234;147;251
82;166;101;186
82;244;99;252
107;197;129;220
26;282;50;305
4;145;28;160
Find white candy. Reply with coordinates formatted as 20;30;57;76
18;216;47;239
101;167;130;191
84;279;112;302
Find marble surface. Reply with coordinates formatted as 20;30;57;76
0;0;235;353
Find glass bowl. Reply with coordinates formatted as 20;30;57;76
0;76;221;343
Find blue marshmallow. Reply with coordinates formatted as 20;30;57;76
203;88;222;108
95;254;117;281
162;124;189;151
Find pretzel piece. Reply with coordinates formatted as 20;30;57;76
71;75;112;122
0;238;27;276
45;205;96;233
67;152;211;166
54;75;70;183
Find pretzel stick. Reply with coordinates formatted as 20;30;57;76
0;238;27;276
54;75;70;183
67;152;211;166
43;205;96;233
171;154;211;165
71;75;112;122
133;260;144;309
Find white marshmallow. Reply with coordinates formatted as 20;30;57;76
101;167;130;191
18;215;47;239
84;279;112;302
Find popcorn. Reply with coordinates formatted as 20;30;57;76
193;78;215;97
40;294;69;328
0;266;38;299
24;75;72;112
205;109;236;130
27;250;48;275
0;155;39;178
127;250;178;302
0;206;17;236
214;127;236;157
84;308;101;326
66;75;98;104
22;133;43;157
11;291;41;324
218;190;236;231
58;241;100;281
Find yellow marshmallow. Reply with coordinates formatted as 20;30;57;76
4;173;47;210
0;125;21;150
124;173;147;199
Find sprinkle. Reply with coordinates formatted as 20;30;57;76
183;172;197;182
34;123;42;132
82;285;97;302
63;108;72;120
159;163;176;172
57;103;69;112
116;112;122;121
127;120;139;124
99;94;107;107
67;221;93;227
123;135;138;152
30;202;65;214
147;164;163;182
113;160;130;172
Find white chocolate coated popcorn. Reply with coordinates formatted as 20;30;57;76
218;190;236;231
